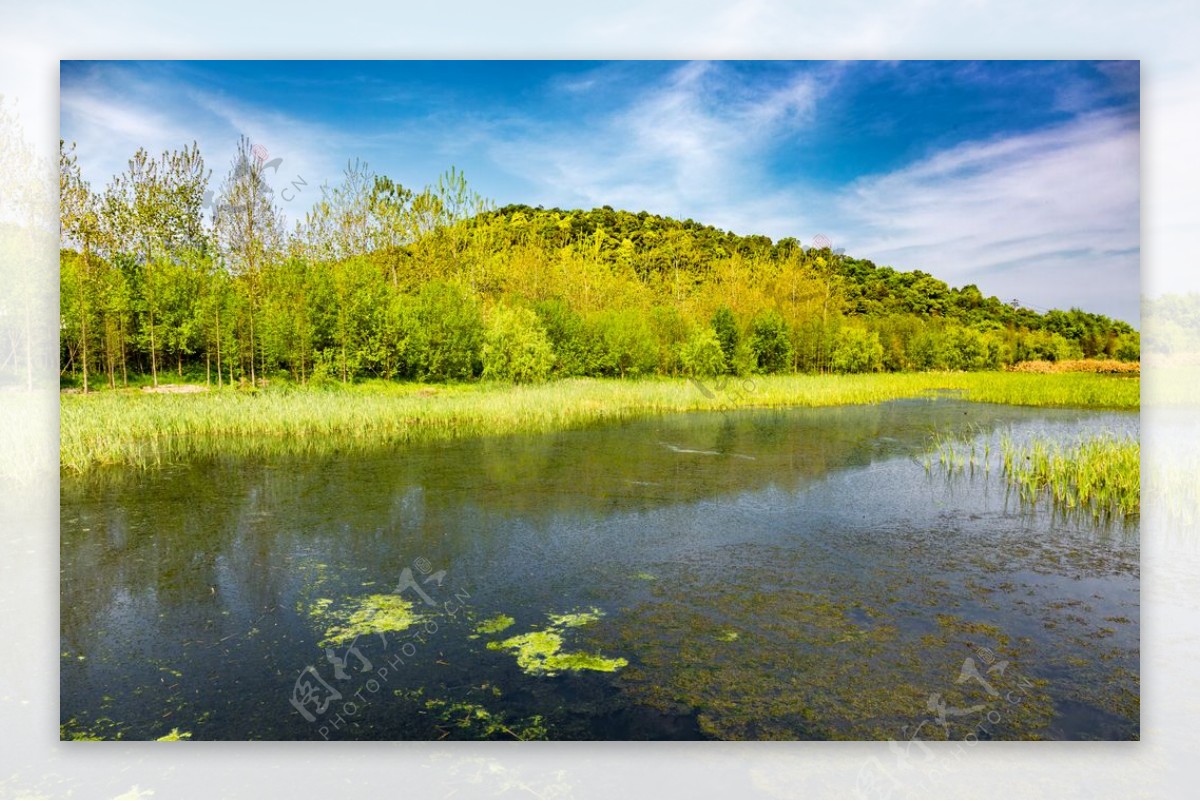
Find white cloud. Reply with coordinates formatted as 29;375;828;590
487;60;836;247
835;111;1140;321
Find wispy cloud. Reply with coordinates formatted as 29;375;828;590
836;110;1139;320
493;61;834;230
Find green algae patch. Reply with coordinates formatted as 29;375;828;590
155;728;192;741
487;608;628;676
716;630;739;642
319;593;423;647
473;614;516;636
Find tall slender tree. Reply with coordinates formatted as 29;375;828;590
214;136;283;385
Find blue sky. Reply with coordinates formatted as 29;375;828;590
60;60;1141;323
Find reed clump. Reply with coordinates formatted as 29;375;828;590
999;433;1139;520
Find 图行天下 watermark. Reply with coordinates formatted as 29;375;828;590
855;645;1040;798
287;555;471;739
202;141;311;219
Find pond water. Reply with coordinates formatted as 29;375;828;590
60;399;1139;741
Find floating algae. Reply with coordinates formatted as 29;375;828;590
486;608;627;677
547;608;603;628
316;594;423;647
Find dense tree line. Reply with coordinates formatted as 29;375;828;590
59;139;1139;391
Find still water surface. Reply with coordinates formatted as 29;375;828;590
60;399;1139;740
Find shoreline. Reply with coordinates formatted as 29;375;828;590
60;372;1140;473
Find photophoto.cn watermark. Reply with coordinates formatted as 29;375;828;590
287;555;471;739
855;645;1041;799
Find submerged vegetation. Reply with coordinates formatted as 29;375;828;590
60;372;1138;471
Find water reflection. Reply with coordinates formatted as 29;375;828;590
61;399;1138;740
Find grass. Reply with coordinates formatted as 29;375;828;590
1000;433;1140;521
59;372;1139;472
925;427;1139;521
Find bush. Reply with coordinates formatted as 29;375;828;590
680;327;727;377
482;305;555;383
1114;331;1140;362
533;299;594;377
593;309;658;378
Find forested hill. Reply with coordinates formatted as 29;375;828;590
59;142;1138;389
477;203;1134;340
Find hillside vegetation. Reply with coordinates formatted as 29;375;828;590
59;139;1138;392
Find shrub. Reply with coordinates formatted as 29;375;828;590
409;282;483;381
482;305;555;383
749;310;793;374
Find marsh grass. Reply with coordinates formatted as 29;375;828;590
999;433;1140;521
924;426;991;476
60;372;1139;472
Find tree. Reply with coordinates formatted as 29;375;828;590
102;142;209;386
749;310;793;374
482;305;555;383
711;306;739;375
680;327;727;378
830;327;884;373
409;282;482;381
214;136;282;385
59;141;100;391
594;309;657;378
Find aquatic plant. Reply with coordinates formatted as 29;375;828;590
486;608;627;676
1000;433;1139;520
155;728;192;741
473;614;516;635
318;594;423;647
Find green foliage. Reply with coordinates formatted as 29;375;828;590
710;306;739;374
57;140;1137;387
749;310;793;374
532;299;594;377
1113;331;1140;361
680;327;728;378
830;327;884;374
593;308;657;378
482;305;555;383
409;282;483;381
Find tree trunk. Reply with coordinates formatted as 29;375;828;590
248;300;257;385
215;306;222;387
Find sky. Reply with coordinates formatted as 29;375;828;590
59;59;1141;323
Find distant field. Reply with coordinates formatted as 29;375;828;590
60;372;1140;472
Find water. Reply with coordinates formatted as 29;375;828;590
60;399;1139;740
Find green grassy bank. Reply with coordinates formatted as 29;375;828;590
60;372;1139;473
